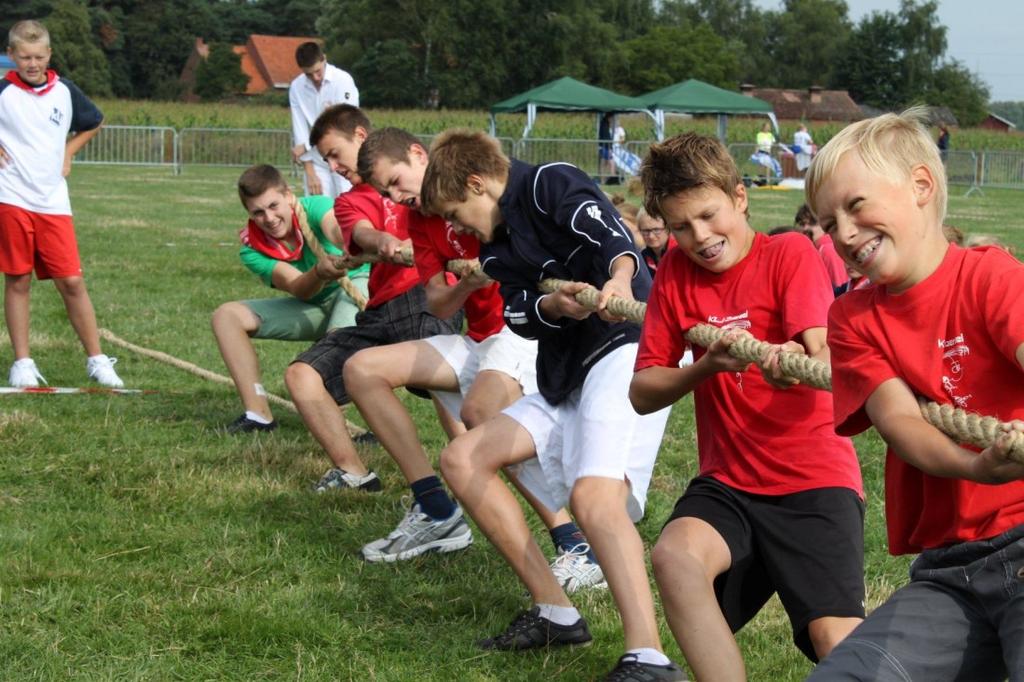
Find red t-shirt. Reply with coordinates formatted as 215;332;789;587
816;234;848;289
334;184;420;309
829;244;1024;554
636;231;862;497
408;211;504;342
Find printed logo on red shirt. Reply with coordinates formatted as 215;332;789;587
708;310;751;331
938;332;973;408
708;310;751;389
383;199;399;233
444;221;468;257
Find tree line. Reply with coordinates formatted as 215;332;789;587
1;0;998;125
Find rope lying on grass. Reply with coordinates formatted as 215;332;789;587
98;328;368;437
0;386;151;395
534;277;1024;462
293;201;368;311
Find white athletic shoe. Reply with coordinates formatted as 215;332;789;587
8;358;47;388
86;355;124;388
550;543;608;593
361;500;473;563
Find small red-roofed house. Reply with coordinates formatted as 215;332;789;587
181;35;321;101
980;112;1017;133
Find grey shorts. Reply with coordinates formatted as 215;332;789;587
292;285;462;405
244;273;369;341
806;523;1024;681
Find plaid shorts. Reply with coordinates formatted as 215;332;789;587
293;285;462;405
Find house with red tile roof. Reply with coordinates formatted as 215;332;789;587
180;35;321;101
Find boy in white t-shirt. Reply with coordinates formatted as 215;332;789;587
0;20;122;388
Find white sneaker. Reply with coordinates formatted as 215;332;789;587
550;543;607;593
8;358;47;388
86;354;124;388
361;500;473;563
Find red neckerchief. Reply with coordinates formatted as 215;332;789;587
239;210;305;261
4;69;59;96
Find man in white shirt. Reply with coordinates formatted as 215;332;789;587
289;42;359;198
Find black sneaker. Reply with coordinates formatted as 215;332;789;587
604;654;688;681
313;467;383;493
226;414;278;434
476;606;592;651
352;431;379;447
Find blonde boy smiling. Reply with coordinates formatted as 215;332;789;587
805;108;1024;681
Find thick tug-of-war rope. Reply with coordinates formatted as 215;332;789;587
534;277;1024;462
293;201;368;311
98;328;368;437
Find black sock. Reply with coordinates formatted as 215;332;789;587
548;522;597;563
410;475;455;520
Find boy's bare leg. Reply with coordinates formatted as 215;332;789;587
285;361;366;473
570;476;662;651
462;370;573;529
433;395;465;441
52;276;101;356
807;616;862;661
652;517;743;681
441;415;571;607
344;340;460;482
4;273;32;359
211;301;273;420
459;369;522;428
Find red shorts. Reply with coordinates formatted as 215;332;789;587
0;203;82;279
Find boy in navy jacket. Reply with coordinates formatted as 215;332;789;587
421;130;681;682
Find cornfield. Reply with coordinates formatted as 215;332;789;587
96;99;1024;150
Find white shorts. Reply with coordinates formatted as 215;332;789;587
504;343;671;522
306;160;352;198
424;327;538;420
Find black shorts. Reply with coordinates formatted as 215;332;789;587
666;475;865;661
292;285;462;405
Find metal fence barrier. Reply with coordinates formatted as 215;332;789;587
178;127;294;171
944;150;982;196
512;138;607;178
980;151;1024;191
71;125;1024;194
75;125;177;169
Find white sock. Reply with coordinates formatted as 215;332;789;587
87;354;109;362
625;647;671;666
535;603;580;626
244;410;272;425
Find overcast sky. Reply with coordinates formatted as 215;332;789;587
750;0;1024;101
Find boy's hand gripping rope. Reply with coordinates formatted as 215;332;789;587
293;201;368;311
534;277;1024;463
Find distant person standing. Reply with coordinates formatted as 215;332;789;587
289;42;358;198
599;112;617;184
792;123;814;175
937;124;950;162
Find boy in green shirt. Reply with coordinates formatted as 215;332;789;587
211;164;368;432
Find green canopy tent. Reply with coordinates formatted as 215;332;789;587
489;76;656;138
639;79;777;142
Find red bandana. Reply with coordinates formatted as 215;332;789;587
4;69;59;96
239;210;305;261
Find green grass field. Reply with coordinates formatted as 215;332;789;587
1;165;1022;680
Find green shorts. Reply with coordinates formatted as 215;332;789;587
243;274;369;341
